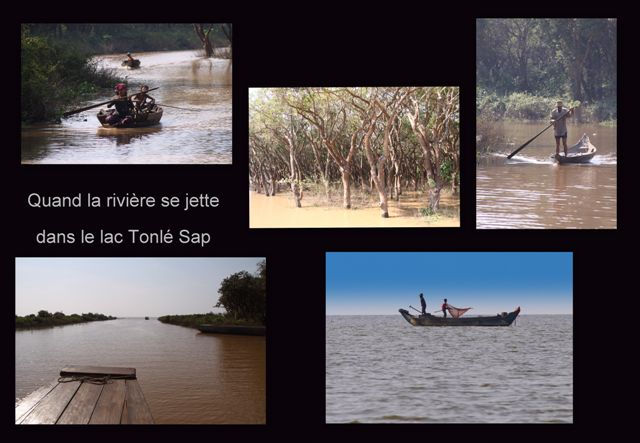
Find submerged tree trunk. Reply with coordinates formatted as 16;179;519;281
193;24;214;58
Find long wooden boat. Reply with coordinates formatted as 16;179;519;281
197;324;266;336
553;133;597;164
97;105;163;128
121;59;141;68
16;366;153;424
399;307;520;326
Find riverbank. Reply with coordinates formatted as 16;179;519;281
476;89;616;123
158;314;264;329
15;311;117;329
22;27;123;123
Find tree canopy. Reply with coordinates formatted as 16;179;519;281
477;18;616;120
249;87;459;214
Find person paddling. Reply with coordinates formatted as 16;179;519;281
105;83;134;126
550;100;574;159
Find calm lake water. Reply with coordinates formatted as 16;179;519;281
326;315;573;423
21;50;232;164
15;318;265;424
477;122;616;229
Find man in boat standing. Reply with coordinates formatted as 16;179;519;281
419;293;427;316
442;298;449;318
550;100;574;159
105;83;134;127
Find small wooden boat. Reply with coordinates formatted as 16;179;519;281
553;133;597;164
145;317;149;320
121;59;141;68
197;324;266;336
97;105;163;128
399;307;520;327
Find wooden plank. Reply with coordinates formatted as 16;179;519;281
89;380;126;424
60;366;136;379
56;383;104;424
20;381;81;424
121;380;154;424
15;379;60;423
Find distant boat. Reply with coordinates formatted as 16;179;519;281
399;307;520;327
144;317;149;320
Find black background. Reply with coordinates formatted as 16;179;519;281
6;5;632;437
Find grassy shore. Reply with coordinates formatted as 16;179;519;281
16;311;117;329
158;313;264;329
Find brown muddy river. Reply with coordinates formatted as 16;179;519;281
15;319;265;424
21;50;231;164
249;191;460;228
477;122;616;229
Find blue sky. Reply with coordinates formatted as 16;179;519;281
16;258;264;317
326;252;572;315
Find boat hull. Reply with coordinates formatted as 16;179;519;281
399;307;520;326
122;59;141;68
97;106;163;128
554;133;597;164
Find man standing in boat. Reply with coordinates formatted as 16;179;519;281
550;100;574;158
419;293;427;316
105;83;134;126
442;298;449;318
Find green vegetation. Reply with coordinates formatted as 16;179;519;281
15;310;117;329
477;19;616;122
158;313;262;328
159;260;266;329
24;23;231;55
21;25;122;122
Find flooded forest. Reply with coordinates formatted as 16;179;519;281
249;88;459;227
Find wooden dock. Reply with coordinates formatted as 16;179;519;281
16;366;154;424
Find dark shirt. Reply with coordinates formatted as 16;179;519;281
109;97;133;115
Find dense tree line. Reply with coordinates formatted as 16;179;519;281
15;310;117;329
23;23;231;55
477;19;616;121
249;88;459;215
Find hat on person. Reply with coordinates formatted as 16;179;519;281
556;100;563;106
115;83;127;92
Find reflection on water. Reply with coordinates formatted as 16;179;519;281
15;319;265;424
477;122;616;229
21;50;232;164
249;191;460;228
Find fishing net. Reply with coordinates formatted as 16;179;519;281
447;305;471;318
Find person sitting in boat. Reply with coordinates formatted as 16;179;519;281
132;85;155;113
442;298;449;318
550;100;574;159
419;293;427;316
126;52;135;62
105;83;134;126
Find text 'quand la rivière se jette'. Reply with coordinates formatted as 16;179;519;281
27;192;220;211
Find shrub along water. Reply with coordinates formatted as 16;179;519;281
21;26;122;123
15;310;117;329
